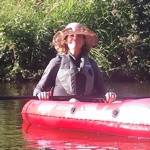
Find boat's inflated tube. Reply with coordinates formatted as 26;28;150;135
22;98;150;139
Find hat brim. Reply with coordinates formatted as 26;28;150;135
52;27;98;50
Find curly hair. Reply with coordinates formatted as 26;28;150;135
56;35;90;55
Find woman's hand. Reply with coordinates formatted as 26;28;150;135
37;92;51;100
105;92;117;103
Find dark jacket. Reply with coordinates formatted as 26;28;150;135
33;54;106;97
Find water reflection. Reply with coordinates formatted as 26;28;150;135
107;82;150;97
1;82;150;97
22;123;150;150
0;82;36;96
0;100;26;149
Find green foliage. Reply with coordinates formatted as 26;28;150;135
0;0;149;82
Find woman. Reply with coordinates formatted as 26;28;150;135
33;22;116;103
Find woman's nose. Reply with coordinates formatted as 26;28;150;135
73;35;77;39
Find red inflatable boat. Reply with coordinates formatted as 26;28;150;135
21;98;150;139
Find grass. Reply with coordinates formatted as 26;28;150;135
0;0;149;82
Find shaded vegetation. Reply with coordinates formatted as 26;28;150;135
0;0;149;83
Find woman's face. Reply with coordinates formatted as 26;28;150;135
65;34;85;51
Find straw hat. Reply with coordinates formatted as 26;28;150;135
52;22;98;51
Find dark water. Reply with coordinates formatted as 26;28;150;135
0;82;150;150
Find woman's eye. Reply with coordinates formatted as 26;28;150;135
68;35;74;37
68;34;83;38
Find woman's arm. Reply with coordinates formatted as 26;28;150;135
89;58;106;96
90;59;116;102
33;56;61;96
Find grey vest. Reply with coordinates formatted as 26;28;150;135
57;54;94;95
